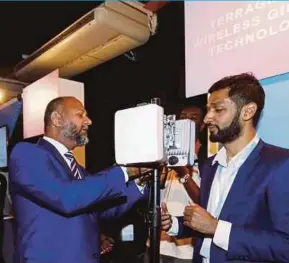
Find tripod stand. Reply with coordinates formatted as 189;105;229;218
129;165;163;263
147;168;161;263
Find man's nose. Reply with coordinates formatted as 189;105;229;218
204;111;213;124
85;116;92;126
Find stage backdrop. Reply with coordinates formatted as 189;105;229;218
185;1;289;98
257;73;289;149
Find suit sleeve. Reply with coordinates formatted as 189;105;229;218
227;159;289;262
9;143;127;215
176;217;195;238
100;181;146;220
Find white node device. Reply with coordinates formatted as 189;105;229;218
114;104;165;165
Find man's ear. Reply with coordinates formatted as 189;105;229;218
51;111;63;127
241;102;257;122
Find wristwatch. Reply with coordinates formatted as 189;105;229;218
179;173;190;184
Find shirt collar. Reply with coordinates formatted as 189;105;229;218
43;136;69;156
212;135;260;168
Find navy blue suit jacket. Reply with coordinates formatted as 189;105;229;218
9;138;144;263
179;140;289;263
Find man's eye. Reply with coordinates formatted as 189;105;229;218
215;108;223;112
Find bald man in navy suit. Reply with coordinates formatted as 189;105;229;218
9;96;147;263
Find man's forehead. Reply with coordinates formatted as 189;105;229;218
63;98;85;111
208;89;231;105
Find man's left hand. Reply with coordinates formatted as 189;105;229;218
183;203;218;236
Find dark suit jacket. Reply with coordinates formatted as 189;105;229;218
0;173;7;263
9;138;143;263
179;140;289;263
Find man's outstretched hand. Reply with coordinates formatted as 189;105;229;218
126;167;152;186
126;167;152;178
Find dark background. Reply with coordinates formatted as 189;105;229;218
1;1;207;172
72;2;207;172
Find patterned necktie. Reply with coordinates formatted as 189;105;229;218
64;151;82;180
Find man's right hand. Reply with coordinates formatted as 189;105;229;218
126;167;152;177
161;202;172;231
126;167;152;179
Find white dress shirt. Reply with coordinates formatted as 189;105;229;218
168;135;260;263
43;136;129;182
43;136;71;167
201;135;259;262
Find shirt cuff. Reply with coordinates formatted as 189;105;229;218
119;167;145;194
166;216;179;236
135;183;145;194
213;220;232;251
120;166;129;182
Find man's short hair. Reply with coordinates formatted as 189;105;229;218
208;72;265;127
43;97;66;132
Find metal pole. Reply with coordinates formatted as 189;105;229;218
149;168;160;263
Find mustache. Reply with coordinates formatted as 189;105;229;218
207;123;218;128
80;126;89;132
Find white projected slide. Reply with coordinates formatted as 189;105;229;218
185;1;289;98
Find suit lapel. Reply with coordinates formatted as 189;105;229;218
219;140;264;219
201;161;218;209
37;138;74;179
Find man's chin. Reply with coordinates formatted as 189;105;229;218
209;131;218;141
209;133;224;143
76;136;89;146
209;135;219;143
